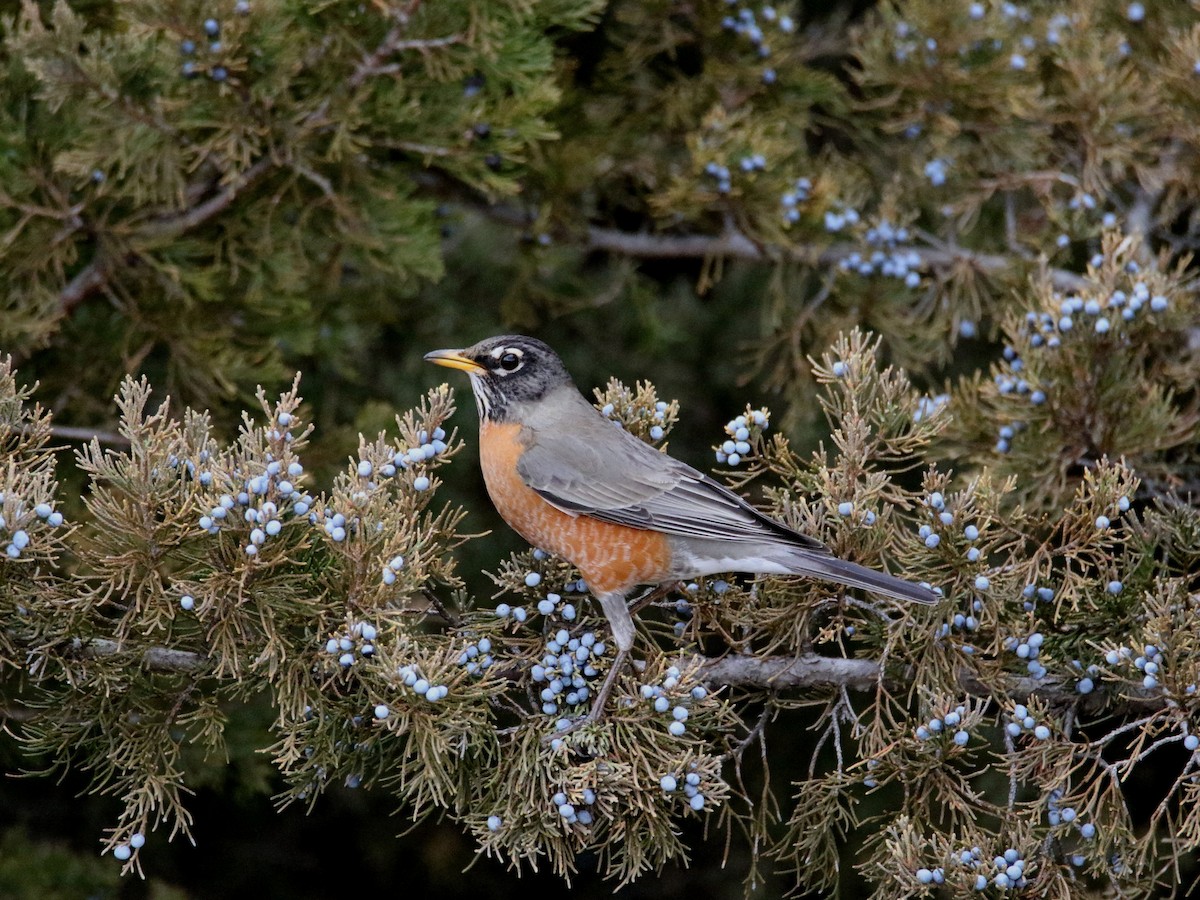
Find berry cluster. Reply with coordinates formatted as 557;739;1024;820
1105;642;1165;691
779;176;812;223
714;408;769;467
536;590;577;621
1005;703;1051;741
991;277;1177;455
314;506;352;543
702;162;734;195
1068;658;1101;694
837;220;923;288
1045;788;1089;829
493;601;529;622
720;1;796;83
862;758;881;789
934;598;982;655
111;832;146;863
823;203;861;233
648;400;670;442
1002;632;1047;681
457;637;495;676
1019;582;1055;613
658;768;711;812
914;864;944;886
324;621;378;668
924;157;949;186
671;587;698;638
533;629;606;717
552;787;597;827
973;846;1029;891
197;423;309;557
912;393;950;423
595;384;677;443
178;6;248;82
388;427;449;479
0;493;65;559
916;490;950;549
398;664;450;702
834;498;878;527
914;703;971;747
638;665;708;737
701;154;767;196
381;554;405;585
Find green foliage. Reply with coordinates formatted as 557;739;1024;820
0;0;598;407
0;828;121;900
4;0;1200;896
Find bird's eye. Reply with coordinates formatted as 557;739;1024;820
498;351;521;372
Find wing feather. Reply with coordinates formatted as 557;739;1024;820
515;416;825;551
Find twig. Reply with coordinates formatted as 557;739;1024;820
140;157;276;241
421;587;461;627
59;253;114;315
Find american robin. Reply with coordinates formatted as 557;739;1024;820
425;335;937;724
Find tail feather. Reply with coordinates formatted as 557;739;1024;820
782;547;939;605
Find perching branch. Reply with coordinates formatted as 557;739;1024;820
698;652;881;692
58;636;1163;714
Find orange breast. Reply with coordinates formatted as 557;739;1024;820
479;419;672;595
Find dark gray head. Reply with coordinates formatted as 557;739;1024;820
424;334;575;420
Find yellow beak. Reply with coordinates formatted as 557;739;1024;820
423;348;486;374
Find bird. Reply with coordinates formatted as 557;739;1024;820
425;334;938;727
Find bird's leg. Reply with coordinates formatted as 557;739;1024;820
542;590;636;741
583;646;628;723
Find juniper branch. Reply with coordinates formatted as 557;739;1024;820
584;227;1091;293
54;9;439;315
78;638;212;675
51;637;1166;715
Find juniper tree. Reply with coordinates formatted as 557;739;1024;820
3;0;1200;898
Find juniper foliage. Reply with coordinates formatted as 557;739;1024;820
3;0;1200;898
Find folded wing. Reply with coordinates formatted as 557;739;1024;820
516;416;826;551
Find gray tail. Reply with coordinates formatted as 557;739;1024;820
781;547;939;605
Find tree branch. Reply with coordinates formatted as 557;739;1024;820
58;253;115;315
48;424;131;446
79;638;212;675
58;638;1162;717
699;652;881;692
585;227;1091;293
697;652;1163;713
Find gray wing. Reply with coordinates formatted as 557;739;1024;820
515;413;826;551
